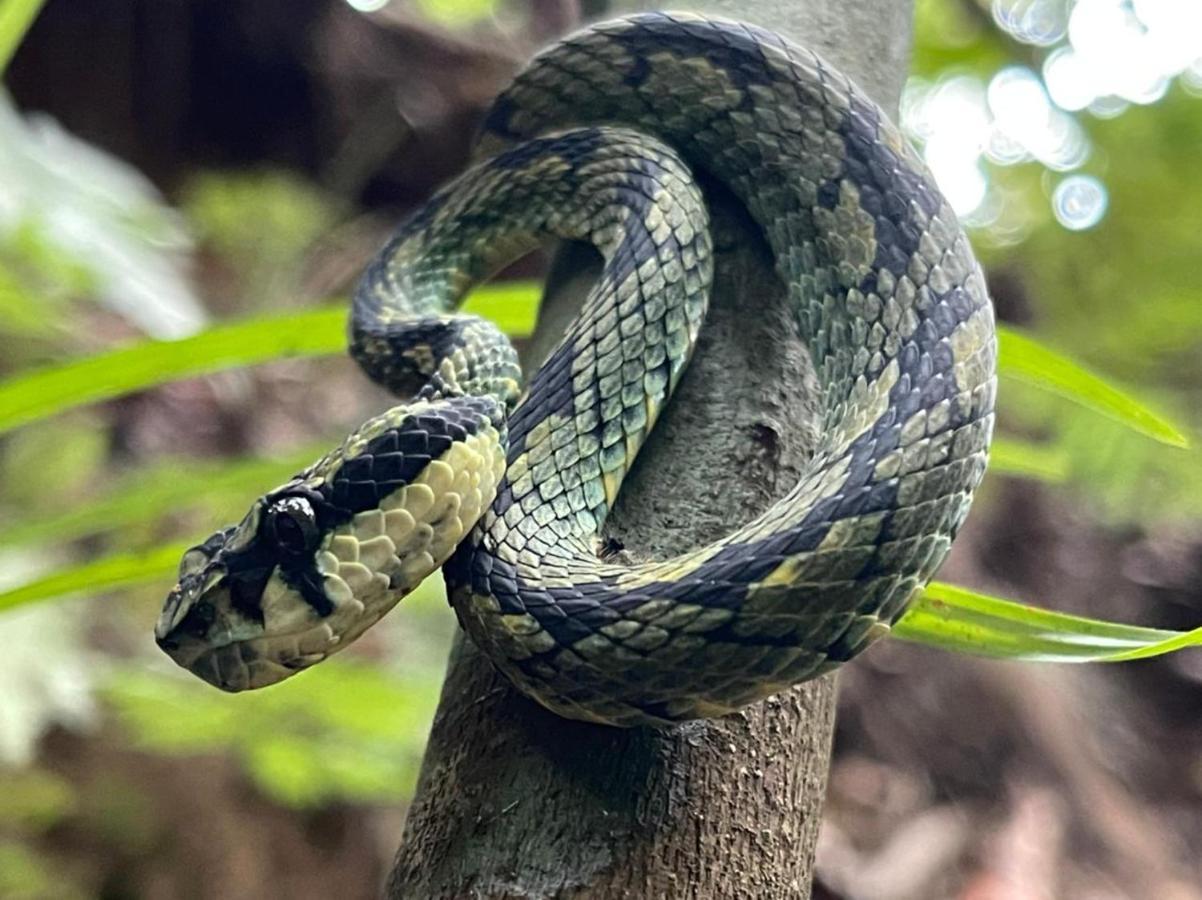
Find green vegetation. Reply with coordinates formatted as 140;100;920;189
0;0;42;74
104;654;444;807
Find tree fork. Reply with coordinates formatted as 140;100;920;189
388;1;915;896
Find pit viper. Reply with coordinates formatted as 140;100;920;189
155;12;996;727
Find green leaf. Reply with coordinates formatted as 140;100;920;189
462;281;541;338
0;445;325;549
986;436;1069;483
895;581;1202;662
0;283;542;435
0;542;188;613
104;662;440;806
998;325;1190;448
0;304;347;435
0;0;45;74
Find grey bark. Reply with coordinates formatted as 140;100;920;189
387;2;915;897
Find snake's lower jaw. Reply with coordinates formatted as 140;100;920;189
171;643;326;693
157;609;341;692
155;571;339;691
157;569;435;691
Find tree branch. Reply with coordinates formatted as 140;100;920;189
388;2;915;896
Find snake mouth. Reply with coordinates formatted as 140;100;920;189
158;612;339;691
156;567;338;691
185;643;327;692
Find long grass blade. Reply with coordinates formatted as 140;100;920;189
0;283;543;436
998;326;1189;448
895;581;1202;662
0;0;45;74
0;542;189;613
0;305;346;435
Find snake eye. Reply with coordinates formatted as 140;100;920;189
267;496;320;557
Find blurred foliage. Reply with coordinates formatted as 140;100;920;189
104;653;443;808
182;170;339;307
0;769;75;831
1005;380;1202;524
0;418;107;511
0;444;324;550
0;221;93;344
0;841;80;900
0;93;203;343
415;0;500;28
0;0;43;74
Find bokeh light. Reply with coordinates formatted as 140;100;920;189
907;0;1202;233
992;0;1069;46
1051;173;1108;229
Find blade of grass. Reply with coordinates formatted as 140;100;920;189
0;283;543;436
0;542;189;614
895;581;1202;662
0;0;45;74
998;325;1189;449
461;281;540;337
987;436;1069;483
0;444;328;548
0;304;346;435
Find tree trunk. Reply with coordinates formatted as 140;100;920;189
388;2;915;897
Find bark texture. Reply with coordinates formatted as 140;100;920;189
388;2;915;897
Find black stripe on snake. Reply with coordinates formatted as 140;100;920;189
155;12;996;727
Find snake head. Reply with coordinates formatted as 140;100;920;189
154;485;343;691
155;396;508;691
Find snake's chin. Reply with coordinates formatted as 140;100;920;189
184;643;326;692
155;569;343;691
158;626;335;692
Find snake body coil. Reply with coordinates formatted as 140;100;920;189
156;13;996;727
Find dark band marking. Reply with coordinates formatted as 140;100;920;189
617;14;778;92
318;397;490;524
824;95;944;281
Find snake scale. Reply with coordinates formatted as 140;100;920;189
155;12;996;727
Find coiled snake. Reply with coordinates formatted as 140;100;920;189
155;12;996;727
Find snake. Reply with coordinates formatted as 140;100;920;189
154;12;996;728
